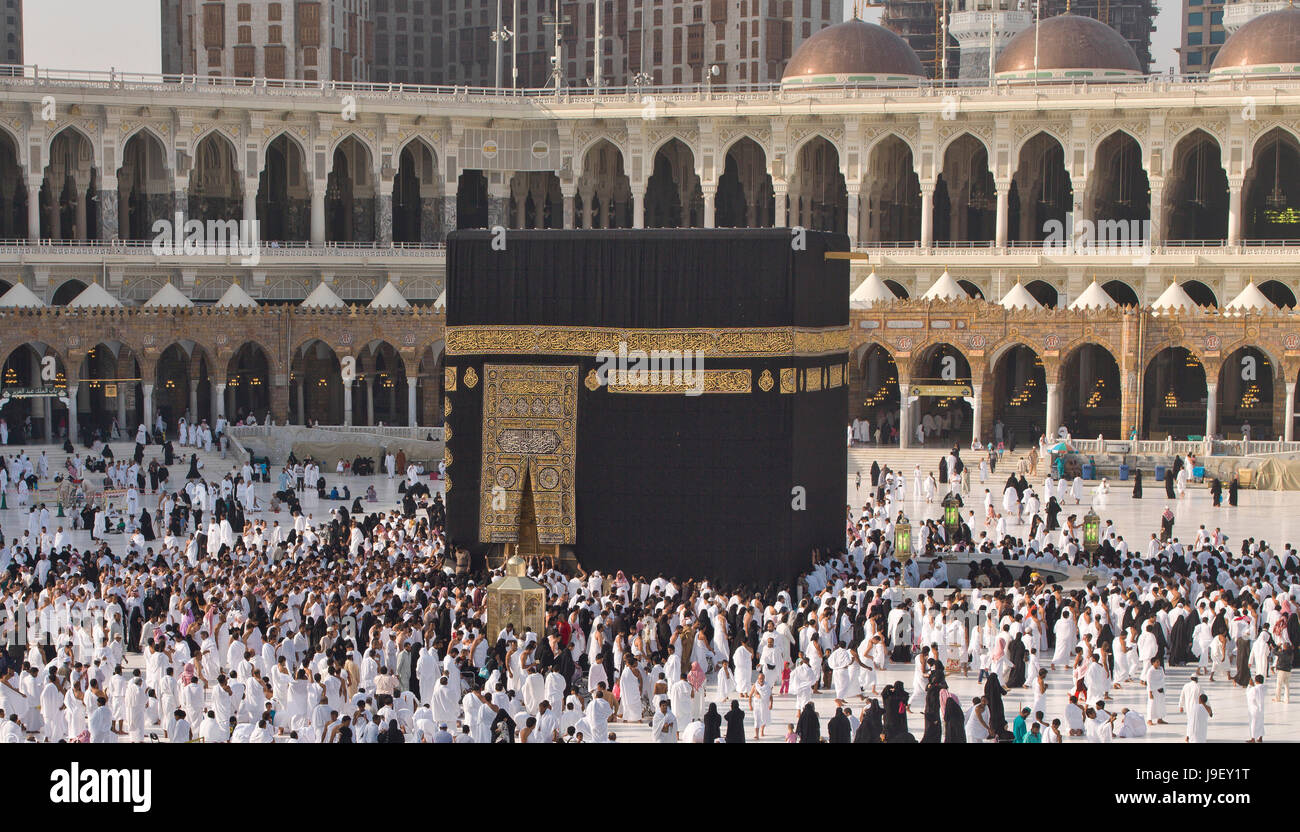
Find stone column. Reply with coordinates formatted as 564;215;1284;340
846;187;861;247
1227;182;1243;245
970;383;984;446
407;377;418;426
440;191;458;239
1147;181;1164;245
898;378;911;449
632;185;646;228
43;396;53;442
1286;382;1296;442
343;383;353;427
26;178;41;242
773;187;787;228
702;185;716;228
95;176;117;242
243;179;258;230
562;187;576;229
580;189;595;229
1045;383;1060;440
995;185;1009;247
74;178;89;240
1205;382;1218;439
142;383;155;433
366;376;376;425
920;184;935;247
310;180;326;244
189;385;198;424
117;383;129;430
65;384;79;443
215;383;227;420
375;190;393;243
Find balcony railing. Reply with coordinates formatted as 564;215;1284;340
3;63;1300;106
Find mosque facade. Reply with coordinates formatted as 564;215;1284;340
1;12;1300;447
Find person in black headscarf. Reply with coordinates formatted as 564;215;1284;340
702;702;722;743
921;675;944;743
1233;630;1253;687
1210;477;1222;507
827;707;851;743
163;439;175;466
938;456;948;484
943;692;966;742
984;672;1009;739
870;460;881;487
855;700;883;743
1132;468;1143;498
1165;467;1176;498
1006;635;1028;688
491;705;517;743
1229;475;1240;507
796;702;820;743
1168;611;1194;666
138;508;155;542
724;700;746;743
186;454;200;480
883;682;908;737
1046;496;1062;531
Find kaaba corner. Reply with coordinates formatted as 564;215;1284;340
441;228;849;587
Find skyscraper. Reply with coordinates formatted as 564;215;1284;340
160;0;372;82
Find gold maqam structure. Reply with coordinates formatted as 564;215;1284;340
486;554;547;642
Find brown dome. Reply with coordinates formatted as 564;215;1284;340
1211;7;1300;77
995;14;1142;81
782;18;925;86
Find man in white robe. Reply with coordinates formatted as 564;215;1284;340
1246;675;1266;742
430;676;460;727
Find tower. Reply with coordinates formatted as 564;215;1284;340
949;0;1033;80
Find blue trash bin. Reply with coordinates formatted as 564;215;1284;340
1119;464;1129;481
1082;463;1095;480
1155;464;1166;481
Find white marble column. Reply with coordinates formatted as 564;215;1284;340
65;384;79;443
343;383;353;427
310;180;326;244
407;377;419;426
215;383;227;420
26;177;41;242
995;187;1009;247
1045;383;1061;440
921;184;935;247
1285;382;1296;443
898;381;911;449
142;383;155;434
1227;183;1243;245
970;384;983;446
1205;382;1218;438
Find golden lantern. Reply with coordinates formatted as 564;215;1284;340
893;517;912;563
485;555;547;642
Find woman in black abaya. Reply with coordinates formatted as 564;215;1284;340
855;700;883;743
921;676;944;743
1132;468;1142;498
1005;637;1028;688
942;689;966;742
702;703;722;743
796;702;821;743
138;509;156;542
983;672;1009;739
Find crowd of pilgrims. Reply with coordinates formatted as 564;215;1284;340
0;435;1296;744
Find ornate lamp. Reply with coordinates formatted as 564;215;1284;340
1083;508;1101;557
486;555;547;642
942;492;961;539
893;517;912;563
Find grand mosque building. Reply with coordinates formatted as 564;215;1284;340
2;9;1300;451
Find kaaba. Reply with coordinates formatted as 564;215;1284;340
442;228;849;587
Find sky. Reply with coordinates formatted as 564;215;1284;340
21;0;1181;75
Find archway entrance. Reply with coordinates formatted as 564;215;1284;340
855;344;900;445
227;342;271;422
1061;344;1121;438
1218;347;1274;439
910;343;973;446
990;345;1046;449
1142;347;1207;439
